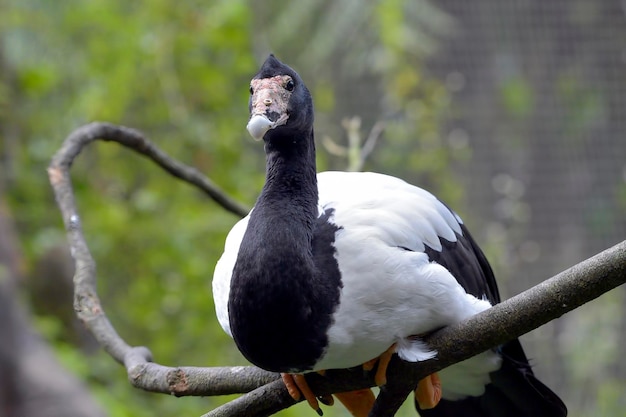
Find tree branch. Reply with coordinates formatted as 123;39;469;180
48;123;626;417
49;122;249;218
203;239;626;417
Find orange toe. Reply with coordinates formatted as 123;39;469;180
415;373;442;409
281;373;323;415
282;373;301;401
334;388;376;417
362;358;377;372
373;344;396;386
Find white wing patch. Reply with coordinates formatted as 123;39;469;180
317;171;462;252
213;215;250;337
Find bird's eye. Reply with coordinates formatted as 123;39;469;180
249;86;254;95
285;80;294;91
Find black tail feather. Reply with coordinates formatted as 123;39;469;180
415;341;567;417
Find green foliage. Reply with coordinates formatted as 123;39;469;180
500;77;534;118
596;381;626;417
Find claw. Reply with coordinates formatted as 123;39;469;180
318;393;334;406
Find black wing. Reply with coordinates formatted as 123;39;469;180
424;222;500;304
420;213;567;417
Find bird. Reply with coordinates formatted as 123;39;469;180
212;54;567;417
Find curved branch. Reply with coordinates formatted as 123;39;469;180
49;123;626;417
124;347;279;396
50;122;249;217
47;122;274;398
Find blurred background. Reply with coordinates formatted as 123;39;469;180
1;1;625;416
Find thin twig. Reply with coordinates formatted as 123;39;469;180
321;135;348;157
361;121;385;161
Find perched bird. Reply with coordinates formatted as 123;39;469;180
213;54;567;417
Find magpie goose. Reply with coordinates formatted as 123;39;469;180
213;54;567;417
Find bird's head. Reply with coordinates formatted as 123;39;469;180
246;54;313;141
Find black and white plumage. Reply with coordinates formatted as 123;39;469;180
213;55;567;417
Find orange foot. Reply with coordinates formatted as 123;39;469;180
415;372;442;409
335;389;376;417
282;373;375;417
282;373;324;416
363;343;397;386
282;343;442;416
364;343;442;410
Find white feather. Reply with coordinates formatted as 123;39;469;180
396;337;437;362
439;351;502;399
213;214;249;337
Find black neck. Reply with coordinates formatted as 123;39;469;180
257;128;319;231
228;128;333;372
243;130;319;277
